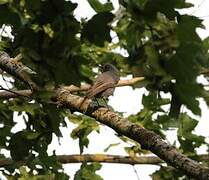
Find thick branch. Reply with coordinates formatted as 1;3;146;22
0;77;145;99
0;52;36;90
56;89;209;180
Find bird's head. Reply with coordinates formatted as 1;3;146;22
100;63;119;73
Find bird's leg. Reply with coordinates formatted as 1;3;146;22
94;97;100;107
102;98;110;110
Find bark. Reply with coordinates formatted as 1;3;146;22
56;89;209;180
0;51;36;90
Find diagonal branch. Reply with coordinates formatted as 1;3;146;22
0;51;37;90
56;88;209;180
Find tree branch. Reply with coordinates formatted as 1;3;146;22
0;77;146;99
0;154;161;167
57;154;162;165
0;89;31;99
56;88;209;179
0;154;208;167
0;51;37;90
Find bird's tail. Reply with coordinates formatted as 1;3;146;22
79;96;89;110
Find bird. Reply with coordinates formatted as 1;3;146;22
80;63;120;110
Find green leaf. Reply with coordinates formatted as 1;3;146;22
70;115;100;154
55;172;69;180
165;41;204;115
74;162;103;180
178;113;198;134
44;103;63;137
124;145;141;157
0;41;7;51
203;36;209;50
25;131;41;140
143;0;193;20
175;0;193;9
87;0;113;13
145;46;167;76
174;82;202;115
0;0;9;5
34;89;55;102
128;109;165;138
9;101;40;115
104;143;120;152
144;0;177;20
156;115;179;129
177;113;205;154
19;166;29;178
9;131;35;161
0;5;21;28
0;102;14;148
177;15;203;43
151;166;184;179
81;12;114;46
39;155;62;172
142;91;169;112
166;43;201;82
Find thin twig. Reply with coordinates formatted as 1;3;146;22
132;165;140;180
0;85;30;98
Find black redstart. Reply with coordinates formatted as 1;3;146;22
80;63;120;109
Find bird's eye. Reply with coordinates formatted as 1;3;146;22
106;65;110;69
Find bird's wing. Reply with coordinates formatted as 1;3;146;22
86;72;116;98
86;82;115;98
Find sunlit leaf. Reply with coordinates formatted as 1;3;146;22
87;0;113;13
74;162;103;180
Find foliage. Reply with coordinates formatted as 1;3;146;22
151;166;185;180
69;114;100;154
0;0;209;179
74;162;102;180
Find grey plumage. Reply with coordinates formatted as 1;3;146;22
80;63;119;109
